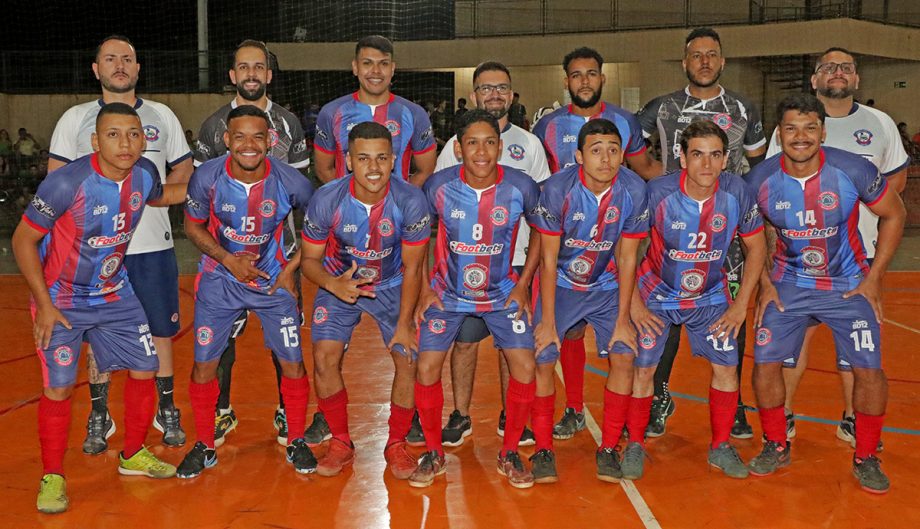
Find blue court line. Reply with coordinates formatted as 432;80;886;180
584;364;920;436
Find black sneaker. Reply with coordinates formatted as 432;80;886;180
286;438;317;474
406;411;426;447
273;407;288;446
730;404;754;440
529;449;558;484
596;446;623;483
176;441;217;479
786;410;797;439
552;407;586;440
645;394;675;438
748;440;791;476
153;407;186;447
82;410;115;455
838;412;884;452
213;407;238;448
441;410;472;447
496;410;537;446
852;454;890;494
304;412;332;447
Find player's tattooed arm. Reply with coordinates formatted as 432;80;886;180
186;219;268;283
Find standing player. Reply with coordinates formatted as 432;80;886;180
531;119;648;484
532;46;661;441
194;40;310;449
747;94;905;493
766;48;909;446
409;110;542;489
314;35;436;187
636;27;767;439
176;105;316;477
434;61;551;447
301;122;430;478
14;103;186;513
47;35;193;452
626;121;766;480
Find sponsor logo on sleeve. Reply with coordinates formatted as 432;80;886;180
405;214;430;234
31;195;56;218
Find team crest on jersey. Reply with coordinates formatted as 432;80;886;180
462;263;489;290
355;266;379;281
313;306;328;324
569;255;594;278
269;128;280;147
801;246;827;269
377;218;394;237
710;214;727;233
99;252;123;280
712;113;733;130
680;268;706;294
428;319;447;334
507;144;525;161
490;206;509;226
385;120;401;136
143;125;160;142
604;206;620;224
53;346;74;366
129;192;142;211
755;328;772;346
196;326;214;346
639;334;656;350
853;129;873;146
259;199;276;218
818;191;839;210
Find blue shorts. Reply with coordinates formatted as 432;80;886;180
419;304;534;353
756;282;881;369
455;266;525;344
193;273;303;363
35;296;159;388
636;304;737;368
311;285;410;357
125;249;180;337
534;287;630;364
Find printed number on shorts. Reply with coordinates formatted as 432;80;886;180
511;319;526;334
112;212;126;231
706;333;734;352
849;330;875;352
795;210;817;226
472;223;483;241
280;325;300;348
688;232;708;249
241;216;256;232
139;333;155;356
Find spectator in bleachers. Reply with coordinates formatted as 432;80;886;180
509;92;528;129
185;129;195;151
14;128;40;158
0;129;12;158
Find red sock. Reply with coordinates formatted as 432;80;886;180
503;378;536;453
387;402;414;445
854;412;885;459
531;394;555;452
123;377;155;458
38;395;72;475
560;338;586;412
318;389;350;444
602;389;630;449
414;381;444;455
280;375;310;444
758;405;787;444
627;395;654;445
709;388;738;448
189;378;219;448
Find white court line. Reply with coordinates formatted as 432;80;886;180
419;494;430;529
883;317;920;335
554;363;663;529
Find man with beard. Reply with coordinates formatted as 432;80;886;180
533;47;661;442
194;39;310;450
765;48;909;449
434;61;550;448
48;35;193;454
636;27;767;440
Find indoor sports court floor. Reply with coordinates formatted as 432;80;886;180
1;233;919;528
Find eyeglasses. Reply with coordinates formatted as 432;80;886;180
815;62;856;74
474;84;511;95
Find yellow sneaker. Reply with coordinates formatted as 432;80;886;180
37;474;68;514
118;447;177;478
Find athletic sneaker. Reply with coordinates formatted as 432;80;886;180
596;446;623;483
786;410;797;439
406;411;426;447
497;410;536;446
286;438;318;474
497;450;534;489
529;449;558;484
153;407;186;447
552;407;586;440
621;442;646;480
837;413;884;452
118;446;177;478
852;454;890;494
730;404;754;440
316;438;356;477
708;442;749;479
408;450;446;487
304;412;332;446
441;410;472;447
36;474;67;514
83;410;115;455
748;440;791;476
176;441;217;479
645;394;675;438
273;407;288;446
384;440;417;480
213;407;238;448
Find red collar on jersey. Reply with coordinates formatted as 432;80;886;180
224;155;272;184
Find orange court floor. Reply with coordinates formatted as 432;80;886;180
0;273;918;529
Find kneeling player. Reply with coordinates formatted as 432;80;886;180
301;122;430;478
13;103;187;513
532;118;648;484
629;121;766;480
177;105;316;477
411;110;541;488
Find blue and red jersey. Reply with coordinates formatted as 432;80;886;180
532;102;647;173
638;171;763;310
23;153;163;308
185;155;314;289
301;175;430;291
533;165;649;291
314;92;435;180
423;165;541;311
746;147;887;291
